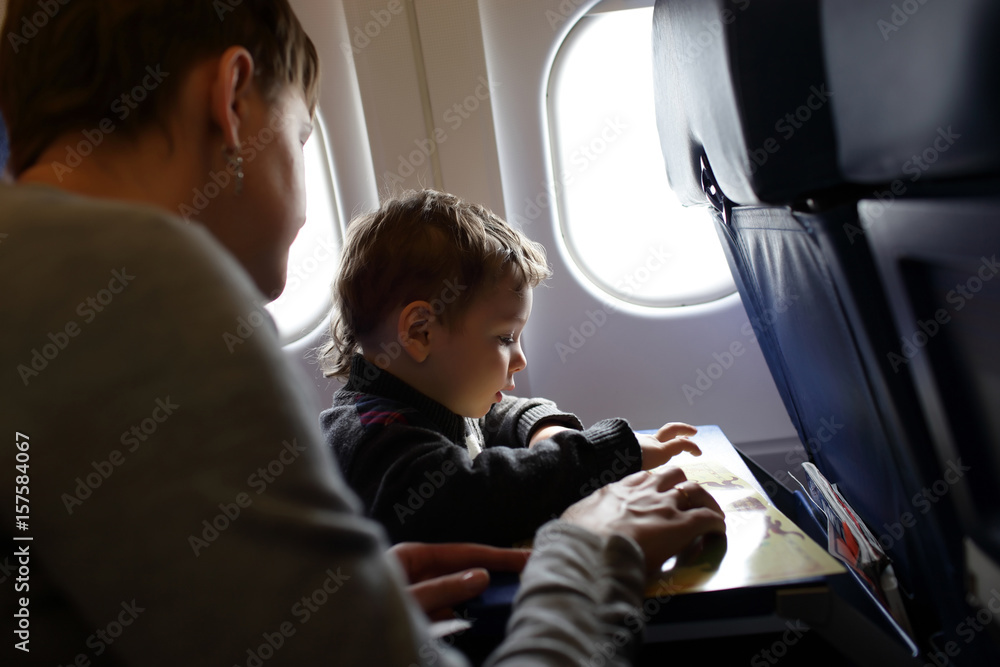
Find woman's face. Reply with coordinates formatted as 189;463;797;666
219;85;313;300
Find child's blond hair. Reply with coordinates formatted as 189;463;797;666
320;190;551;377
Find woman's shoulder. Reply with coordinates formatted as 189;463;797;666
0;183;273;379
0;183;260;306
2;184;230;261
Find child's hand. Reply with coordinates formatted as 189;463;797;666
636;422;701;470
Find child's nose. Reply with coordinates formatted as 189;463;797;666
510;345;527;373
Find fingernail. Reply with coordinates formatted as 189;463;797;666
463;569;489;591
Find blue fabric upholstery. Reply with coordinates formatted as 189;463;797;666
0;112;9;174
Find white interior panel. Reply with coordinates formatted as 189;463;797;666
413;0;505;213
283;0;798;451
477;0;796;444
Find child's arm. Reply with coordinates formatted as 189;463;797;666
484;396;701;466
530;421;703;467
340;415;642;546
529;423;573;446
480;394;584;449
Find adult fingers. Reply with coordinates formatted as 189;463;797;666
643;466;688;492
408;569;490;619
674;482;726;517
390;542;530;583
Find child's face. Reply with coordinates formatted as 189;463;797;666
428;272;531;418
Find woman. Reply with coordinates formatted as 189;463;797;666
0;1;725;665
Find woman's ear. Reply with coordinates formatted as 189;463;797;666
210;46;256;149
398;302;435;363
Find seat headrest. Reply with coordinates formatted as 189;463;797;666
652;0;841;207
653;0;1000;208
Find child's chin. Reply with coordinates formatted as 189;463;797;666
455;402;488;419
470;402;495;418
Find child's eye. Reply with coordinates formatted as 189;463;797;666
498;335;515;345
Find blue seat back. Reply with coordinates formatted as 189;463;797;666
652;0;1000;660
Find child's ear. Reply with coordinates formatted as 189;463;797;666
398;301;435;363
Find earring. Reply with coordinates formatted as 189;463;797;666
223;144;244;195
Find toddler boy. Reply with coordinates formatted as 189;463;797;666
319;190;699;545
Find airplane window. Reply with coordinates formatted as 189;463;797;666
264;112;341;343
549;7;735;307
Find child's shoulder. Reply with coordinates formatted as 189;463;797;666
352;393;421;429
326;389;433;433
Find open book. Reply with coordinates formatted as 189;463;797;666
458;426;916;657
645;450;844;598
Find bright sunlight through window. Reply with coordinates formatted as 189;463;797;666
265;113;340;343
549;7;734;307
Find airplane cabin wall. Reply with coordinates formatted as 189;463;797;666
287;0;799;465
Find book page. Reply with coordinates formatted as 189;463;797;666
646;459;844;597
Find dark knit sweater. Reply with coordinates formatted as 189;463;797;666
320;355;643;546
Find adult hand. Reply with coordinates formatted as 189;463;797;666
636;422;701;469
389;542;530;621
561;466;726;575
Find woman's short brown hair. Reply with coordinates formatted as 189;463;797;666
0;0;319;177
319;190;552;378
